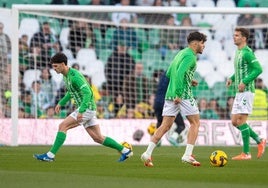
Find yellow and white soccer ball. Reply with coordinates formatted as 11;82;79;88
210;150;228;167
121;141;133;150
147;122;157;136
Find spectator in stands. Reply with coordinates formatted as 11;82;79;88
84;75;101;102
123;63;151;111
19;90;34;118
223;96;234;120
248;16;268;50
199;98;220;119
30;80;51;117
19;34;30;74
111;18;138;50
30;21;62;69
159;15;180;59
50;0;79;4
105;41;135;105
163;0;188;24
178;16;195;50
136;0;154;6
111;0;138;26
250;78;268;120
208;98;224;119
0;22;11;59
0;22;11;107
39;68;58;107
40;105;59;119
140;0;170;25
237;13;254;26
69;21;93;58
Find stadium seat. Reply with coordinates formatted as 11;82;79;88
254;49;268;67
196;60;214;78
80;58;106;87
76;48;97;73
59;27;70;50
211;81;227;99
209;50;229;69
23;69;41;90
196;0;215;7
217;60;234;78
98;48;113;64
62;48;74;60
204;70;225;88
78;0;91;5
142;49;162;67
105;27;116;47
217;0;236;7
165;50;178;64
49;69;63;90
19;18;40;45
148;29;160;48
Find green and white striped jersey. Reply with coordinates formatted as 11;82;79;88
230;45;262;93
165;47;196;100
58;68;96;113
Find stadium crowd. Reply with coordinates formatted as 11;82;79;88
0;0;267;119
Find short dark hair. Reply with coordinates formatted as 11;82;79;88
187;31;207;44
235;27;250;41
50;52;68;65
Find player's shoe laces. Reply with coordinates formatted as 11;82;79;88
118;149;133;162
181;155;201;166
33;153;54;162
141;152;153;167
232;153;251;160
257;138;266;159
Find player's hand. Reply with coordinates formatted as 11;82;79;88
55;105;61;114
226;79;232;87
77;113;83;122
174;97;181;105
238;83;245;92
191;80;198;86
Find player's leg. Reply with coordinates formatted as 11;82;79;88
141;116;175;167
180;99;201;166
33;115;79;161
85;124;133;162
231;114;252;160
174;113;186;134
84;110;133;162
166;113;186;146
231;92;259;160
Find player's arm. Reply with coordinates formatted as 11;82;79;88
175;55;194;97
74;77;92;114
242;52;263;85
58;92;71;107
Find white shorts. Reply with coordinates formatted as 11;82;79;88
232;91;254;115
162;99;199;117
70;109;98;128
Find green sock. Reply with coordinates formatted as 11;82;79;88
248;126;261;144
237;124;250;154
102;137;124;151
50;132;66;155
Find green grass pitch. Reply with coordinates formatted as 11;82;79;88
0;145;267;188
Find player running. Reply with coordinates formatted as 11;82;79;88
34;52;133;162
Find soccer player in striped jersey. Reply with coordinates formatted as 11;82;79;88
34;52;133;162
226;27;266;160
141;31;207;167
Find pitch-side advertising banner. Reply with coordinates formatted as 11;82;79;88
0;119;267;146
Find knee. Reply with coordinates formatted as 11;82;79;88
92;136;104;144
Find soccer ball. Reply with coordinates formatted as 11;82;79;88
147;122;157;135
121;141;133;150
210;150;228;167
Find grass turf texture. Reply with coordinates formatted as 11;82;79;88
0;146;267;188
